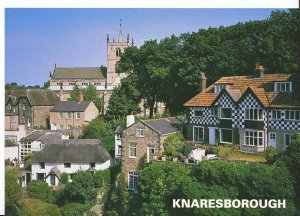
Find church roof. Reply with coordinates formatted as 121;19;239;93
52;67;106;80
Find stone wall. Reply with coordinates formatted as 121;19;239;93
33;106;53;129
5;115;19;131
50;111;85;130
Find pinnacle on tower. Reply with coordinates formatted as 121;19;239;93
127;34;130;43
119;19;123;42
131;38;134;46
107;34;109;43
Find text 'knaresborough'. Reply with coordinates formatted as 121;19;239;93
173;199;286;209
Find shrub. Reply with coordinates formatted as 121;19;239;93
60;173;69;184
181;144;192;157
19;198;60;216
26;181;54;203
94;169;110;188
265;146;277;164
5;169;21;215
62;203;91;216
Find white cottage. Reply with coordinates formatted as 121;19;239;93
30;139;111;186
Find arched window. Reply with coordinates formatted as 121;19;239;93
115;48;121;57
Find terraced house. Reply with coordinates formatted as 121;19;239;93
184;65;300;153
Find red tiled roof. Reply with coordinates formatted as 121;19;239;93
184;73;300;108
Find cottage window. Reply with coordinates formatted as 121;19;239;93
129;144;137;158
220;108;232;119
285;110;300;120
194;109;204;117
244;130;264;147
193;126;204;143
136;128;144;137
64;163;71;168
245;108;263;120
271;110;282;120
220;129;233;144
211;108;218;117
90;163;95;168
37;173;45;181
117;145;122;156
128;172;138;191
67;112;71;119
67;125;71;129
147;147;155;163
116;134;121;140
274;82;292;92
59;112;63;119
76;112;81;119
284;134;293;148
59;125;63;129
39;162;45;169
214;84;227;93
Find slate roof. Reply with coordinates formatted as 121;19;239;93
143;118;179;135
31;139;111;163
184;73;300;108
20;130;68;142
52;67;106;80
50;101;92;112
5;89;59;106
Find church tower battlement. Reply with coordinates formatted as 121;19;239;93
106;20;132;90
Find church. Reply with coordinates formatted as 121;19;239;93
48;23;132;111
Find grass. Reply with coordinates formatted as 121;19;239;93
217;146;266;163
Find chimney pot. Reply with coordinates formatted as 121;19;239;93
79;92;84;102
200;72;207;92
255;63;265;78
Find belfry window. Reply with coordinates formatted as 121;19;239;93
116;48;121;57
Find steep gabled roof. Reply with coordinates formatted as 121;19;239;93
184;73;300;108
52;67;106;80
6;89;59;106
31;139;111;163
50;101;92;112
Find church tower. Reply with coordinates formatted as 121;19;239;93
106;20;132;90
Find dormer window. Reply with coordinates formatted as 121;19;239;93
214;84;227;93
274;82;292;92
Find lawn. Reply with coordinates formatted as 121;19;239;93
217;146;266;163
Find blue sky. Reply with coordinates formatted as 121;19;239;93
5;8;280;86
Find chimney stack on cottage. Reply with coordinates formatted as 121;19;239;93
126;115;135;128
255;63;265;78
200;72;207;92
79;92;84;102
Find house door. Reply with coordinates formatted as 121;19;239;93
209;127;217;145
268;132;276;148
50;174;56;185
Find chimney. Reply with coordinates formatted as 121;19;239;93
126;115;135;128
79;92;84;102
200;72;207;92
255;63;265;78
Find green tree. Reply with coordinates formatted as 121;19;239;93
94;169;110;188
60;173;69;184
5;169;21;215
66;171;96;203
69;84;81;102
26;181;54;203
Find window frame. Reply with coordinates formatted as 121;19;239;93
64;163;71;168
39;162;45;169
193;126;204;143
147;147;155;163
245;108;263;121
76;112;81;119
284;133;293;148
220;108;232;119
67;112;72;119
244;129;264;147
194;109;204;117
274;82;292;92
136;128;144;138
58;112;63;119
211;108;218;117
129;144;137;158
220;128;233;144
285;110;300;121
128;172;139;191
214;84;227;93
90;163;95;168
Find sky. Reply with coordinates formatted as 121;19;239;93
5;8;280;86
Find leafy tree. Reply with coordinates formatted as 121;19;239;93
5;169;21;215
83;84;97;101
69;84;81;102
26;181;54;203
66;171;96;203
94;169;110;188
82;117;115;153
265;146;277;164
60;173;69;184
